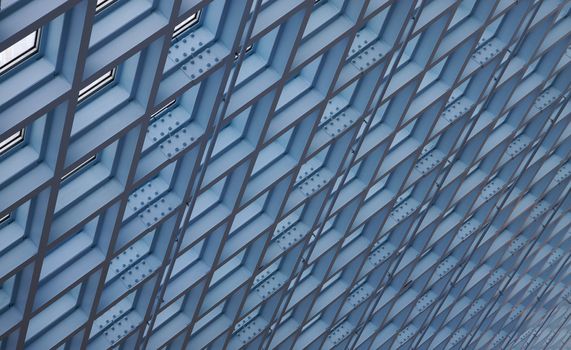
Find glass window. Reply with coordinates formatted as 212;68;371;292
173;11;201;38
61;155;97;181
0;129;25;155
0;30;40;75
0;213;10;224
234;45;253;60
96;0;117;12
150;100;176;122
78;68;116;102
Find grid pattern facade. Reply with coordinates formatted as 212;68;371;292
1;0;571;349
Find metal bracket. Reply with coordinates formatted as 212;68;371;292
471;39;503;65
120;258;158;289
413;291;436;315
92;298;133;337
562;287;571;303
348;29;384;71
254;261;279;286
296;158;324;185
347;284;374;308
486;269;505;289
546;248;564;267
508;236;527;255
236;318;264;345
320;96;349;125
103;312;142;346
525;278;544;297
255;273;286;300
323;110;358;138
526;201;549;224
434;256;457;279
389;200;419;223
297;169;331;196
108;242;148;281
491;332;507;347
348;29;377;58
138;196;179;227
165;28;215;71
457;219;479;242
159;127;198;159
449;329;467;348
467;299;486;319
395;325;417;347
275;223;306;251
327;322;353;346
508;305;525;323
414;151;444;175
532;88;560;112
145;107;189;149
350;44;385;71
125;178;169;219
234;307;259;333
367;243;395;267
441;98;473;123
554;163;571;184
480;178;503;201
506;135;530;158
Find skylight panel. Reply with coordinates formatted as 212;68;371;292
61;155;97;181
0;213;10;224
150;100;176;121
234;45;253;60
0;30;40;74
96;0;117;12
173;11;201;38
78;68;117;102
0;129;25;155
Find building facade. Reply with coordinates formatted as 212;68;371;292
0;0;571;349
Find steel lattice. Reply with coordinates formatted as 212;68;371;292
0;0;571;349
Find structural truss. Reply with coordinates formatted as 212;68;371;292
1;0;571;349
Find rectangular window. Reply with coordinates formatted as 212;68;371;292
0;129;25;155
78;68;116;102
0;30;40;75
96;0;117;12
61;155;97;181
234;45;253;60
0;213;10;224
173;11;201;38
150;100;176;122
